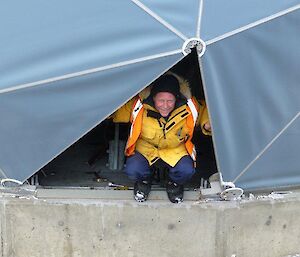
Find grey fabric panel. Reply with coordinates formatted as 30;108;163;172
201;9;300;189
201;0;300;41
0;53;182;181
0;0;182;89
140;0;201;38
236;116;300;190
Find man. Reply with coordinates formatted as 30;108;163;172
112;73;211;203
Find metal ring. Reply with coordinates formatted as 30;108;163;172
182;37;206;57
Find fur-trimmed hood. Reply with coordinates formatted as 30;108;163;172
138;72;192;101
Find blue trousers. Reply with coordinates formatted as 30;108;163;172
125;152;195;185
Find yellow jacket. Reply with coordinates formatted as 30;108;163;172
112;77;210;167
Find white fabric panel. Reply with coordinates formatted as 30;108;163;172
200;0;300;41
1;0;299;190
0;0;185;181
201;9;300;189
0;0;182;89
0;51;182;181
138;0;201;38
237;117;300;189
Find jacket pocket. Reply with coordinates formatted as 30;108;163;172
141;126;156;140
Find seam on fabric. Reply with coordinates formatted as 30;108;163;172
196;0;204;38
0;49;182;95
198;58;222;175
206;4;300;45
20;55;186;183
233;111;300;183
131;0;188;41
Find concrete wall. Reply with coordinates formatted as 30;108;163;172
1;191;300;257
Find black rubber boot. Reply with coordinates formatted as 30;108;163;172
166;181;184;203
134;180;152;202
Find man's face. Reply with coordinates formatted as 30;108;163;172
153;92;176;117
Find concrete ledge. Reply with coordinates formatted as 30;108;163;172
1;191;300;257
36;188;201;201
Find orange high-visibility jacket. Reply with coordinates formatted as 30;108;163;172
112;77;210;167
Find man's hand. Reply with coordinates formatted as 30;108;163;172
203;122;211;132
